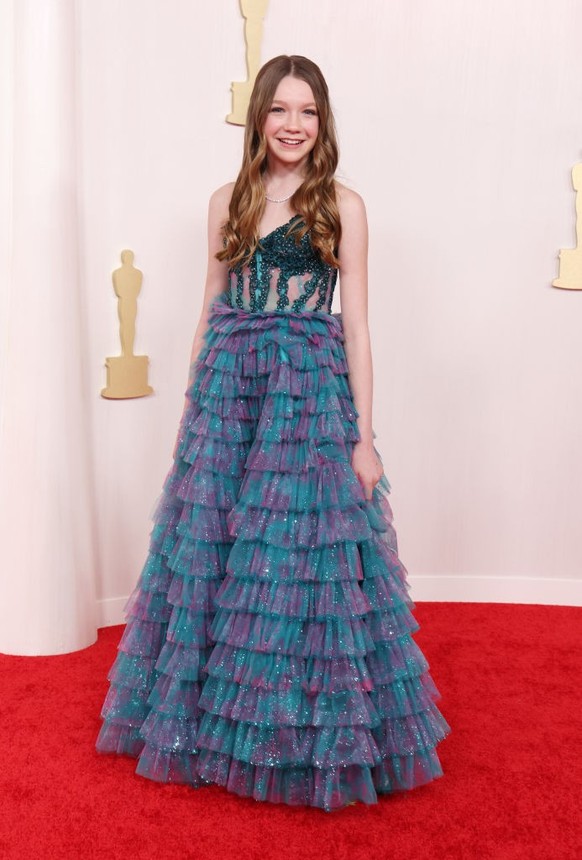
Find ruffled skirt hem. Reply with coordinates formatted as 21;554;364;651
95;297;451;811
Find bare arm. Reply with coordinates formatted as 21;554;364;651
337;185;383;498
173;185;233;455
185;182;234;386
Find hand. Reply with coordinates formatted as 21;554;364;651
351;441;384;501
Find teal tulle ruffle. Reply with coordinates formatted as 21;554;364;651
96;297;451;811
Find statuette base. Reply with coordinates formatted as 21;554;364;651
101;355;153;399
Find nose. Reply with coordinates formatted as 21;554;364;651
283;112;301;132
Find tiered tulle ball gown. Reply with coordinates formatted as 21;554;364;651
96;215;451;811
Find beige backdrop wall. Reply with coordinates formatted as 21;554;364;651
77;0;582;625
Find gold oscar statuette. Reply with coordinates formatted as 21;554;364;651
227;0;270;126
101;249;154;399
553;163;582;291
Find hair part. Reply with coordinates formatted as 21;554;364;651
217;55;341;269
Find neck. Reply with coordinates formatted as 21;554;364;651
263;160;306;188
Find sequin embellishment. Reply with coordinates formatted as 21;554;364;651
226;217;337;314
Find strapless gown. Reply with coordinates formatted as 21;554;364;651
96;216;451;811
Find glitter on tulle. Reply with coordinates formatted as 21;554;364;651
96;295;451;811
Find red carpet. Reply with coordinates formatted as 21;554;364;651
1;602;580;860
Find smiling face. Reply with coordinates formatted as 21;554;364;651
263;76;320;171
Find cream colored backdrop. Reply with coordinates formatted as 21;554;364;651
0;0;97;655
1;0;581;654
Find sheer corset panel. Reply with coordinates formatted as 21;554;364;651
224;216;338;314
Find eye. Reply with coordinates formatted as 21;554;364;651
270;106;284;113
304;109;318;116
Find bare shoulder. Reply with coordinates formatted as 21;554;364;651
209;181;235;219
210;181;235;204
334;181;367;226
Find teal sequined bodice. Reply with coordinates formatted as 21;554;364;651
224;216;338;313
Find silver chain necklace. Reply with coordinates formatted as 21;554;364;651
265;190;295;203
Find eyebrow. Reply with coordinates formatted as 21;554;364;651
271;99;317;109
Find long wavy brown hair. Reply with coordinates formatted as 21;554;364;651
217;55;341;269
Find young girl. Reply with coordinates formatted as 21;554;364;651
96;55;451;811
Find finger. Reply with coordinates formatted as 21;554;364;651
355;474;369;500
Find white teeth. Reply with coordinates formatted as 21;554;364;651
279;139;302;145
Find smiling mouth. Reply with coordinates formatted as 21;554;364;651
277;138;304;146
